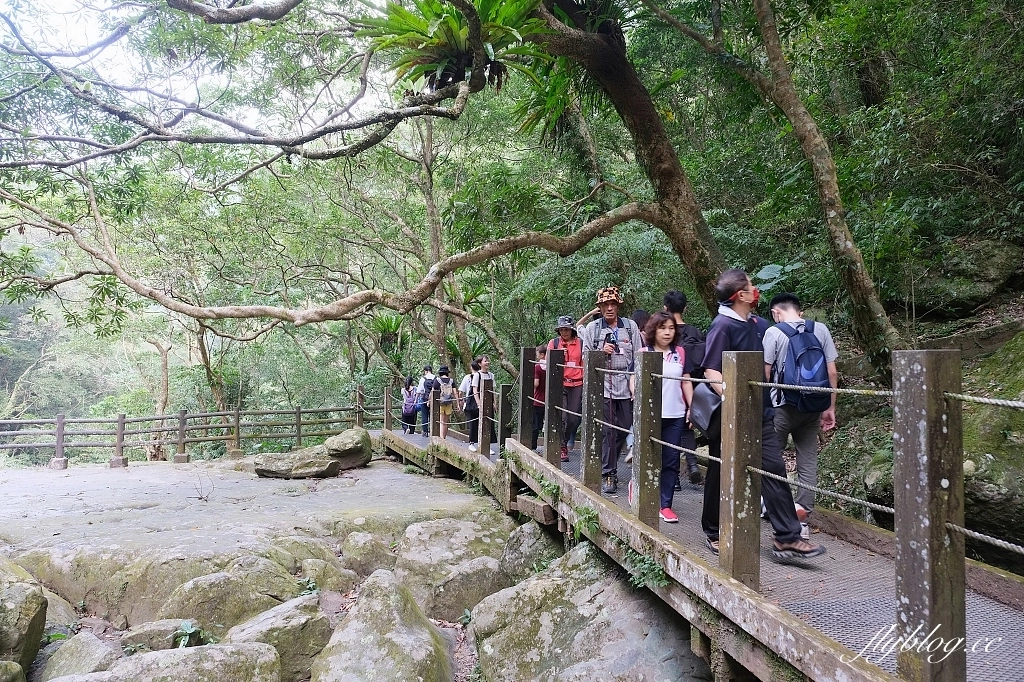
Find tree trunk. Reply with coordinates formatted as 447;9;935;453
540;4;727;312
145;340;171;461
196;326;228;414
751;0;905;373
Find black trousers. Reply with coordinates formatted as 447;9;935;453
601;397;633;476
701;417;802;544
530;402;544;450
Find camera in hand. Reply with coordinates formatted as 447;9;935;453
603;332;617;350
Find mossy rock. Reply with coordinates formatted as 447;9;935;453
0;662;25;682
47;642;281;682
40;632;119;682
310;570;451;682
299;560;358;593
0;557;48;671
498;521;564;584
469;542;710;681
224;595;332;682
119;619;187;652
255;447;340;479
324;428;372;470
393;517;515;618
899;240;1023;317
155;572;280;634
339;532;396;577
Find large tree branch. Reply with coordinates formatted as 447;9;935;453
0;183;656;326
165;0;306;24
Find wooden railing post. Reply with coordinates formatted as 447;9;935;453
580;350;605;493
517;346;536;445
720;351;763;591
295;406;303;447
544;348;566;465
110;413;128;468
893;350;966;682
175;408;189;463
429;390;440;438
630;351;661;527
383;389;393;431
232;407;242;455
498;383;513;451
49;414;67;469
355;385;365;428
479;377;494;454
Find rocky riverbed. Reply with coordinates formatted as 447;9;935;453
0;449;711;681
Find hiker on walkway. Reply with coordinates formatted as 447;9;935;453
401;376;418;435
643;311;695;523
531;345;547;452
547;316;584;461
698;269;826;560
577;286;643;494
470;355;498;455
763;292;839;538
416;365;436;437
461;360;480;444
435;365;458;441
664;289;706;483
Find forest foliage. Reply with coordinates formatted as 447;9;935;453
0;0;1021;425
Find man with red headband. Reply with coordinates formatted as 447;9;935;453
698;269;826;561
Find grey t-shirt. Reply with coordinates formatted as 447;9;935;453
763;319;839;408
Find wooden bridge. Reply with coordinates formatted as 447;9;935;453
380;349;1024;682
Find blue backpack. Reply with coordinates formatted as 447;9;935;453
776;320;831;413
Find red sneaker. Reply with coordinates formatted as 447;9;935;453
659;508;678;523
560;445;569;461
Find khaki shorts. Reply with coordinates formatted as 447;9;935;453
439;404;454;416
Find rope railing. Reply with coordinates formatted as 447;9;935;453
943;392;1024;410
748;380;893;398
651;373;723;385
648;435;722;464
553;405;583;418
946;523;1024;557
595;367;636;376
592;417;632;435
745;464;897;515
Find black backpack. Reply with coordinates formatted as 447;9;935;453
776;320;831;413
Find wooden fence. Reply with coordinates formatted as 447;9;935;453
0;386;387;468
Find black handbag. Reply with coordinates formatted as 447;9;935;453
689;382;722;440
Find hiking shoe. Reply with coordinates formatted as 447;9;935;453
795;503;809;522
772;539;826;560
800;522;811;541
687;461;703;484
660;508;678;523
468;444;478;452
705;537;719;556
560;445;569;462
674;480;682;491
601;475;617;494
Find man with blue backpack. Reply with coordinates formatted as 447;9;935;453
763;292;839;540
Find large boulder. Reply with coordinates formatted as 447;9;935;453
270;537;342;570
498;521;564;584
42;589;79;629
155;573;280;634
119;619;187;652
393;517;514;618
340;532;396;576
299;560;358;594
431;556;511;623
897;240;1023;317
40;632;119;681
227;556;302;603
47;643;281;682
255;447;340;479
224;595;332;682
470;542;711;682
310;570;451;682
0;662;24;682
323;428;372;470
0;556;47;671
14;547;225;625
